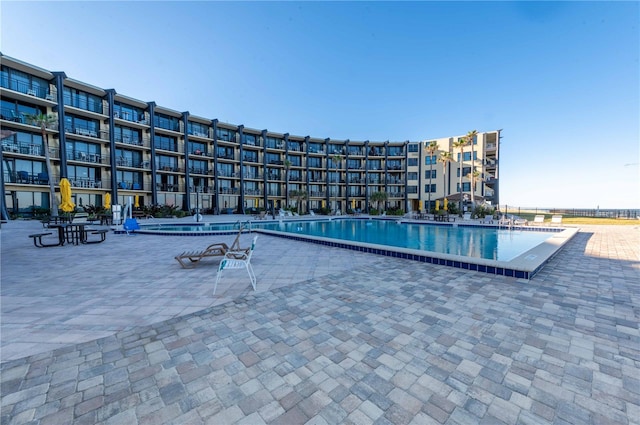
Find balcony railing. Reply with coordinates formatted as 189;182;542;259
1;76;52;100
2;141;43;156
70;150;103;164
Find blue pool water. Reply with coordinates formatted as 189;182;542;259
140;219;556;261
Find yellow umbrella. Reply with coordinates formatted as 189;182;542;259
435;200;440;211
418;201;422;211
104;193;111;210
444;198;448;211
59;178;75;213
134;195;140;208
351;199;355;209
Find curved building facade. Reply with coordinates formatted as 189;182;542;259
0;53;499;218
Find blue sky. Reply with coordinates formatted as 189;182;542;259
2;1;638;209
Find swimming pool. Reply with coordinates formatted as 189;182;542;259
137;218;577;278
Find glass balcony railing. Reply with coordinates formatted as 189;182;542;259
1;76;52;100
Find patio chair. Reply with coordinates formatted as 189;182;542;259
17;171;30;183
462;212;472;220
213;235;258;295
175;227;247;268
550;215;563;226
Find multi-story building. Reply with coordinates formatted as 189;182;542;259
406;131;501;213
0;53;499;219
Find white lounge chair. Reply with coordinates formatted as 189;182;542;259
532;215;545;225
462;212;472;220
213;235;258;295
310;210;316;216
551;215;563;226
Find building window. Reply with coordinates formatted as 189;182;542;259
154;135;177;152
216;127;236;142
424;170;436;179
408;144;419;152
407;158;418;167
424;184;436;193
457;182;471;192
1;66;50;98
425;155;437;165
154;113;180;132
456;167;471;177
457;151;477;162
188;122;209;137
407;172;418;180
407;185;418;194
63;88;103;114
114;103;144;122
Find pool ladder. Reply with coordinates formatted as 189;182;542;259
234;220;252;233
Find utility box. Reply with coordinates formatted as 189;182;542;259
112;205;122;225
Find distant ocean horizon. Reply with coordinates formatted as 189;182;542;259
500;206;639;218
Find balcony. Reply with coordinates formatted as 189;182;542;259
2;140;43;156
71;150;102;164
1;76;53;100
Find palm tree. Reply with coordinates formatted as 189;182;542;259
370;191;388;214
331;153;343;213
438;151;453;201
24;113;59;217
464;130;478;205
466;170;481;213
452;137;469;215
424;141;438;213
290;189;308;214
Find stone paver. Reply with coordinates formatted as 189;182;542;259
1;217;639;424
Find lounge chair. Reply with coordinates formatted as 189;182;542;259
498;215;512;227
532;215;545;225
480;216;494;224
213;235;258;295
462;212;472;220
310;210;316;216
550;215;563;226
175;228;247;268
253;211;267;220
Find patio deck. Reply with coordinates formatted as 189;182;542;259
1;216;638;424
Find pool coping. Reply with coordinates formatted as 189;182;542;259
130;218;579;279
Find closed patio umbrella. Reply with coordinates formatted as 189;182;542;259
104;193;111;210
435;200;440;211
444;198;448;211
59;178;75;213
134;195;140;208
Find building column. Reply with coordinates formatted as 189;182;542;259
237;125;245;213
52;72;68;176
212;119;219;214
147;102;158;205
182;111;191;212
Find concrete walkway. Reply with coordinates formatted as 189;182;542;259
1;217;639;424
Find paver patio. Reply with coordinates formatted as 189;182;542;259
1;218;639;424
